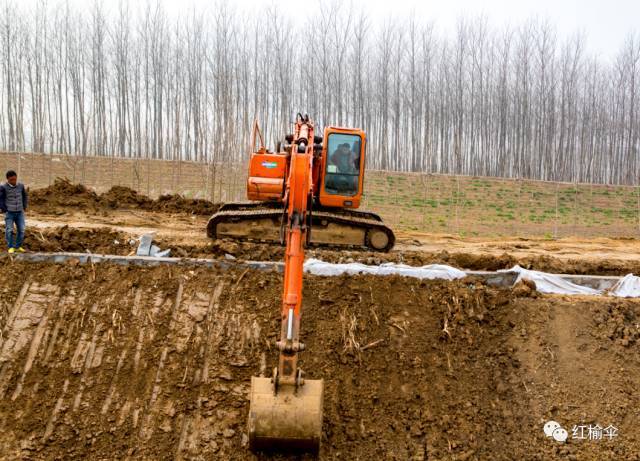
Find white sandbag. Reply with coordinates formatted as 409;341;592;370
303;258;467;280
500;265;602;296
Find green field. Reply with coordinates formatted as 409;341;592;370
363;171;640;239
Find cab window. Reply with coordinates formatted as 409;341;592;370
324;133;362;196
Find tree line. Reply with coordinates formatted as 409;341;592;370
1;1;639;185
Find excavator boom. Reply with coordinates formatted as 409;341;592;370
247;115;324;452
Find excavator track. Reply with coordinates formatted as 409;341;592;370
207;205;395;252
217;201;384;222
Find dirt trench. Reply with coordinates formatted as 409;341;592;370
0;261;638;460
9;222;640;278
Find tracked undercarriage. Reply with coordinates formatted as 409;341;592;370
207;202;395;252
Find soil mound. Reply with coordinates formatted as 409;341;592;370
101;185;153;208
29;178;102;212
22;226;133;254
29;178;221;216
151;193;219;215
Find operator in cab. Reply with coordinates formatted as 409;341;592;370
327;142;359;195
330;143;358;174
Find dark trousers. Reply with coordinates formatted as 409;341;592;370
4;211;25;249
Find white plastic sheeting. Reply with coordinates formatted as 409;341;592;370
609;274;640;298
303;259;640;298
303;258;467;280
501;265;602;295
504;265;640;298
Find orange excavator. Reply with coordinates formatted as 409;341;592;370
207;117;395;252
210;114;395;452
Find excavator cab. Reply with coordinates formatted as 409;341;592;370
319;127;366;209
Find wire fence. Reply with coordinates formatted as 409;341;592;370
2;151;639;239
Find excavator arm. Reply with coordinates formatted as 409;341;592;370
247;114;324;452
277;115;313;384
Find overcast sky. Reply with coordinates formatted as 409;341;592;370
165;0;640;58
23;0;640;58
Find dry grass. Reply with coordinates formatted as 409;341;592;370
339;309;360;353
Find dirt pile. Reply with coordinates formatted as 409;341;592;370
0;261;638;460
22;226;133;254
164;239;285;261
151;193;219;215
100;185;154;208
0;223;134;254
29;178;103;213
29;178;221;216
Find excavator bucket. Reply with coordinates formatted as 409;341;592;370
247;376;324;453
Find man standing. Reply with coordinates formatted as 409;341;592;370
0;170;27;253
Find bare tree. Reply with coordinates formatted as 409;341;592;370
0;3;638;185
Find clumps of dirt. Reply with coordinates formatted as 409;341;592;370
166;239;285;261
512;279;538;298
468;253;640;277
22;225;134;255
29;177;221;216
152;194;219;215
100;185;153;208
29;178;103;213
593;300;640;347
420;250;640;277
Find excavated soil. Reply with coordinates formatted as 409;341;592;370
30;178;220;216
22;226;133;255
0;261;638;460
